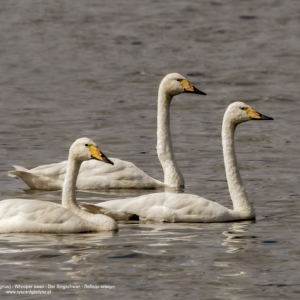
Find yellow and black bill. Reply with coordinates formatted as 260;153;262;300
88;145;114;165
245;108;274;120
179;79;206;95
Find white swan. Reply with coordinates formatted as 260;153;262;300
0;138;118;233
8;73;206;190
80;102;273;223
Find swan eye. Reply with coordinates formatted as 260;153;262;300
176;79;180;82
85;144;88;147
240;107;245;110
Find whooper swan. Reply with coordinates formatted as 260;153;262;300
0;138;118;233
8;73;206;190
81;102;273;223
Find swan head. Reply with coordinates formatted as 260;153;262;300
69;137;114;165
160;73;206;97
226;102;274;125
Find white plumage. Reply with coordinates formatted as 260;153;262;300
0;138;118;233
9;158;162;190
81;102;274;223
81;193;235;223
0;199;100;233
8;73;206;190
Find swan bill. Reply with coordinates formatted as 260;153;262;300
246;108;274;120
88;145;114;165
179;79;206;95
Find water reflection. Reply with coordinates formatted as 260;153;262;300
221;221;256;254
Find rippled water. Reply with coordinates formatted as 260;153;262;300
1;0;300;299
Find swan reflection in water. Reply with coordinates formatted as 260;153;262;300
221;220;255;254
0;230;117;281
212;221;256;285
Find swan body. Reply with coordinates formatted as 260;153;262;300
81;102;273;223
81;193;244;223
8;73;206;190
9;159;164;190
0;199;108;233
0;138;118;233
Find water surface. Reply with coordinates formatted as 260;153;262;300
0;0;300;299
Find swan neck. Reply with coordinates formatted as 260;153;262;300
222;116;255;217
62;156;117;230
157;87;184;188
62;157;81;209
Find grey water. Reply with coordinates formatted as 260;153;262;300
0;0;300;299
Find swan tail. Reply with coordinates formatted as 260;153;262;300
7;166;60;190
80;203;132;221
8;165;30;178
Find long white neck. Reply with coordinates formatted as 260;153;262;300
62;158;81;209
157;87;184;188
222;116;255;218
62;157;117;230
